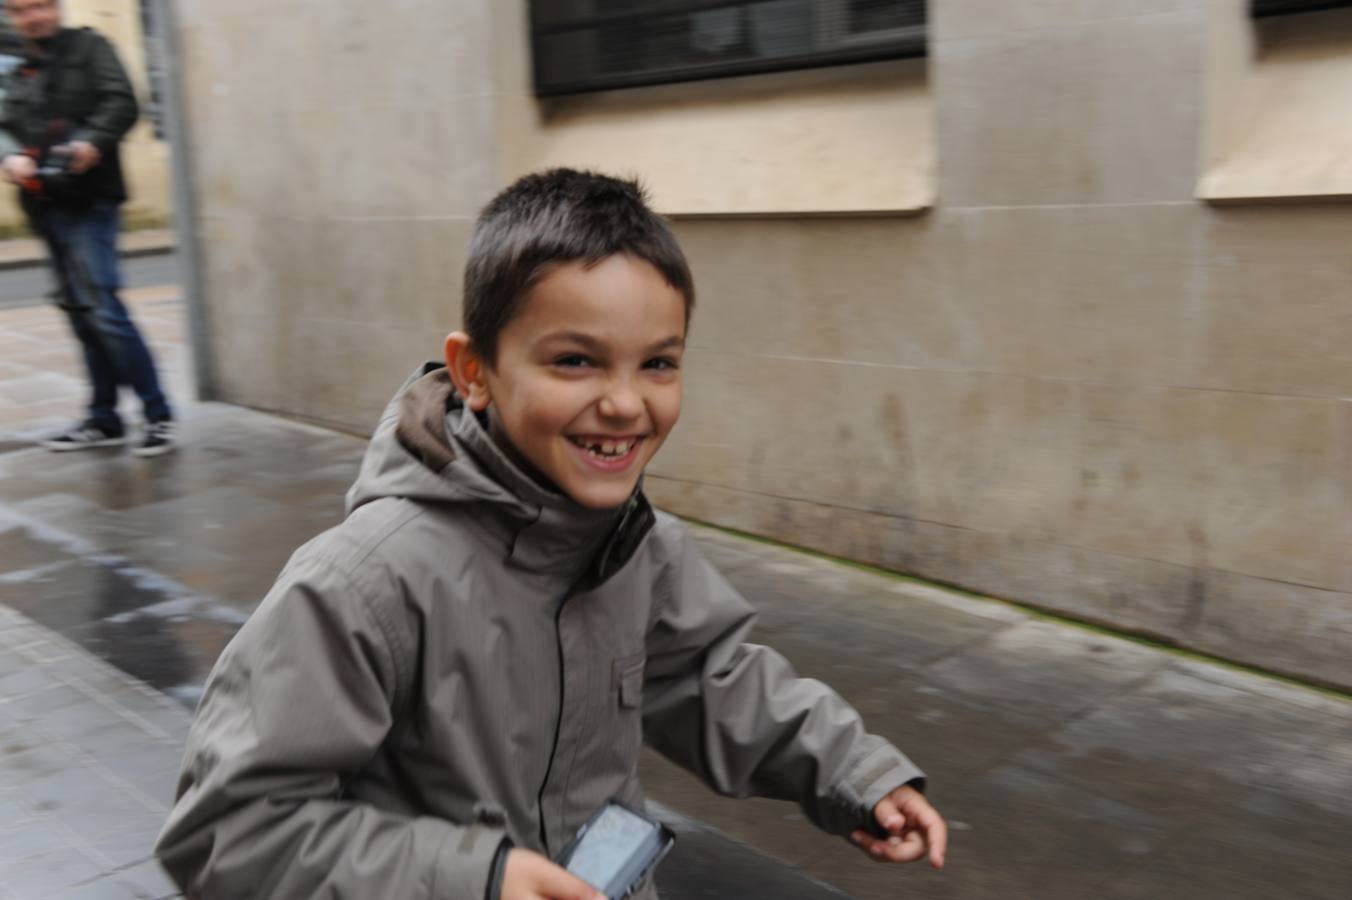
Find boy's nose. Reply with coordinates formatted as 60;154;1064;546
598;380;643;420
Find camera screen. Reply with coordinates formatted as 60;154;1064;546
566;804;655;889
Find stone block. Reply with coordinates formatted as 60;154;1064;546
660;353;1081;541
933;0;1202;42
934;11;1203;205
1191;207;1352;397
1068;384;1342;589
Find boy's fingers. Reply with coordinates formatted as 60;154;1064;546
545;873;605;900
872;796;906;835
539;866;605;900
894;788;948;869
908;802;948;869
849;830;927;864
927;817;948;869
510;849;605;900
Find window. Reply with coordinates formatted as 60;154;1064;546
0;24;23;109
530;0;925;97
1252;1;1352;16
139;0;167;139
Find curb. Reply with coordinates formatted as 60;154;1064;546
0;241;176;272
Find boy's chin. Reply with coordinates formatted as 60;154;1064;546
564;477;641;510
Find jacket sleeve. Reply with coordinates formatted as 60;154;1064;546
640;521;926;837
154;553;508;899
70;32;139;154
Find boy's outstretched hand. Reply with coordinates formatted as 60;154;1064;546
849;784;947;869
501;848;606;900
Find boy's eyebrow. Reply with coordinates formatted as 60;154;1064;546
538;331;686;352
649;335;686;352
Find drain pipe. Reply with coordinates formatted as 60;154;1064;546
148;0;214;400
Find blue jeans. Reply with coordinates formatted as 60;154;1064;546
36;203;171;433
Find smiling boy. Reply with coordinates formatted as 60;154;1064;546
156;169;946;900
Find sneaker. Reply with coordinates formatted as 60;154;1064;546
40;422;127;451
134;419;176;457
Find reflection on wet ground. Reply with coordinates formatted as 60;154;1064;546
0;404;357;702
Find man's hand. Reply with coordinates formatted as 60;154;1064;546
849;783;947;869
1;153;36;185
67;140;100;174
501;848;606;900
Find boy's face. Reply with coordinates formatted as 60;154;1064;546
470;254;686;510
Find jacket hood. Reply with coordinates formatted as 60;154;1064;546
345;363;642;577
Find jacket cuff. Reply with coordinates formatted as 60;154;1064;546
427;818;508;900
842;745;927;831
485;837;513;900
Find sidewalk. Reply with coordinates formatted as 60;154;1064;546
1;294;1350;898
0;605;183;899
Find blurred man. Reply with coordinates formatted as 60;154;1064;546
0;0;174;455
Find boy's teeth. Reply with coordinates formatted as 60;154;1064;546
576;438;634;457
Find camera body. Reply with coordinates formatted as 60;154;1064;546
555;801;675;900
29;142;80;199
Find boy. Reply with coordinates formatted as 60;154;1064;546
155;169;946;899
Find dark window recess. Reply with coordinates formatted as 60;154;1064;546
531;0;926;97
1252;0;1352;16
139;0;167;140
0;22;23;107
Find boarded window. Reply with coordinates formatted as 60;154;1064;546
1252;1;1352;16
531;0;926;96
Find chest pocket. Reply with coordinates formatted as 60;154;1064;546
606;653;645;774
614;653;644;709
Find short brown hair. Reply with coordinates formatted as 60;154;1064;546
463;169;695;365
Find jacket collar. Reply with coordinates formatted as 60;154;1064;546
352;363;656;585
444;399;630;579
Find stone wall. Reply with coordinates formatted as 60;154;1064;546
176;0;1352;689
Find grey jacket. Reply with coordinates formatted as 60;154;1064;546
155;364;924;898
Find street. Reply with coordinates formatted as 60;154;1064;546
0;263;1350;898
0;253;180;311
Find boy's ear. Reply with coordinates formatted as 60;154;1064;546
444;332;492;412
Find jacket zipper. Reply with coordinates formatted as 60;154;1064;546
535;498;638;852
536;591;569;852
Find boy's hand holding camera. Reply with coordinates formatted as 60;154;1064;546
502;849;605;900
851;784;948;869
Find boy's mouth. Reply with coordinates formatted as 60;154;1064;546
566;435;647;472
567;436;641;459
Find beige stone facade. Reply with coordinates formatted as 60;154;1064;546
174;0;1352;689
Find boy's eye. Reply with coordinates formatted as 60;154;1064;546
553;354;592;368
644;356;680;371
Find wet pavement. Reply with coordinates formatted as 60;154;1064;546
1;290;1351;898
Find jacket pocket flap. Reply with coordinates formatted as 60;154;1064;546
612;653;645;709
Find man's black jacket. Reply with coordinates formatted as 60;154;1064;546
0;27;139;207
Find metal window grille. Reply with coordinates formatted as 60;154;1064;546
1252;0;1352;16
530;0;926;97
